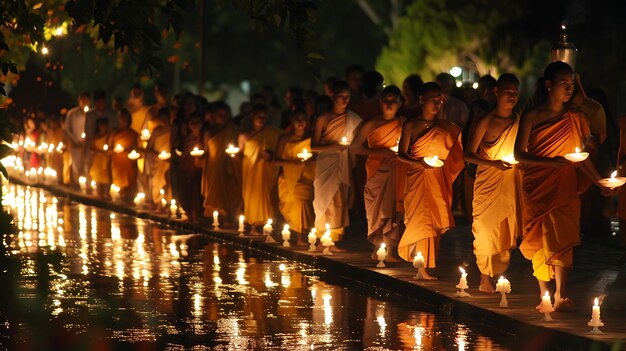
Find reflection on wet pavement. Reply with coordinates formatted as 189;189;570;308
1;184;512;350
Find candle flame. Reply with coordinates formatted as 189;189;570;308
283;224;290;230
499;276;505;281
325;223;330;230
266;218;272;225
459;267;465;274
416;251;423;260
594;297;599;307
213;210;218;216
433;155;439;161
575;147;580;153
611;170;617;178
170;199;176;205
239;215;245;221
310;228;317;234
380;243;386;249
544;291;550;298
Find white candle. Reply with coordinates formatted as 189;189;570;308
78;176;87;191
455;267;471;297
212;211;220;228
127;150;141;160
376;243;387;267
133;192;145;206
56;142;64;153
103;144;109;151
281;224;291;247
225;144;240;157
263;219;273;235
114;144;124;153
238;215;245;234
83;106;89;113
539;291;554;321
588;297;604;333
160;197;167;208
307;228;317;252
412;252;425;269
423;155;444;167
140;129;151;141
321;223;334;255
495;276;511;307
190;146;205;157
158;151;171;160
80;132;86;139
170;200;178;217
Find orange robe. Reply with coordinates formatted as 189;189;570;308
399;120;464;266
472;117;522;277
313;111;361;240
202;123;242;219
364;118;402;246
146;126;171;202
110;129;138;189
278;137;316;233
89;134;111;184
520;111;588;281
242;126;282;224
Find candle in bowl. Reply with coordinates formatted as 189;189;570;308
339;136;350;146
83;106;90;113
225;144;240;157
588;297;604;334
538;291;555;321
563;147;589;163
598;170;626;189
157;151;171;160
127;150;141;160
455;267;471;297
423;155;444;168
297;148;313;161
281;224;291;247
376;243;387;268
190;146;205;157
307;228;317;251
140;128;151;141
501;154;519;165
114;144;124;153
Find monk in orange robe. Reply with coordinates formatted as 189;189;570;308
350;86;404;260
515;61;609;310
311;80;362;247
398;82;464;280
202;102;242;224
89;117;111;199
145;108;171;205
275;110;316;244
110;109;138;202
239;104;282;233
465;74;522;292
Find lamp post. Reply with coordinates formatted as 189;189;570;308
551;24;578;69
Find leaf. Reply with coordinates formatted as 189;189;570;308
0;87;5;96
8;63;18;75
1;63;7;76
305;52;325;60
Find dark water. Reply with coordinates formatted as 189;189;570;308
0;184;513;350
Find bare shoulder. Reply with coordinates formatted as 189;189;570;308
520;107;541;125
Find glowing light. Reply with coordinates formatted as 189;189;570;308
449;66;462;77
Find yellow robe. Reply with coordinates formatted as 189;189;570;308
242;126;282;224
89;134;111;184
399;120;464;266
202;123;243;218
520;111;588;281
146;126;171;202
278;137;316;233
131;106;150;135
364;118;402;246
313;110;361;240
111;129;138;189
472;117;522;277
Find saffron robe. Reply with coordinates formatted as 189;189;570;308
89;134;111;184
242;126;282;224
520;111;588;282
364;118;403;246
110;129;138;189
45;128;65;181
278;137;316;234
202;123;243;218
146;126;171;202
472;116;522;277
313;111;361;240
399;120;464;266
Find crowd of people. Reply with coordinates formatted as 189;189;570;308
14;60;625;311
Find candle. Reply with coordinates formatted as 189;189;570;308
264;219;277;243
212;211;220;228
140;129;151;141
103;144;109;151
390;139;399;153
495;276;511;307
588;297;604;334
78;176;87;191
110;184;120;202
90;180;96;191
190;146;205;157
307;228;317;252
157;151;171;160
56;142;64;153
501;154;519;165
114;144;124;153
160;197;167;208
297;148;313;161
321;223;334;255
80;132;86;139
339;136;350;145
413;251;425;279
238;215;245;235
133;193;145;206
281;224;291;247
47;143;55;153
455;267;471;297
376;243;387;268
83;106;89;113
599;170;626;189
127;150;141;160
170;200;178;218
225;144;240;157
423;155;444;168
538;291;555;321
563;147;589;162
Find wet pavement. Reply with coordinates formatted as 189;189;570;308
0;183;517;351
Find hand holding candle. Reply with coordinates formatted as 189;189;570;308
127;150;141;160
190;146;205;157
598;170;626;189
339;136;350;146
158;151;171;160
297;148;313;161
564;147;589;162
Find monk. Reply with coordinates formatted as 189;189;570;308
464;74;522;292
311;80;362;248
350;85;404;261
238;103;282;233
145;107;171;206
397;82;464;279
89;117;111;199
178;113;204;221
274;109;316;245
514;61;610;311
202;101;242;225
110;109;138;202
44;115;65;184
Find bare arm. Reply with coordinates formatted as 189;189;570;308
464;115;511;170
272;134;299;166
311;114;348;153
349;119;397;157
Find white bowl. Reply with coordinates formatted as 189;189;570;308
598;177;626;189
563;152;589;163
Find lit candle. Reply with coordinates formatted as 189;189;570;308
140;128;151;141
83;106;89;113
133;193;145;206
423;155;444;168
339;136;350;145
56;142;64;153
90;180;96;191
169;200;178;218
212;211;220;229
190;146;205;157
78;176;87;191
564;147;589;162
47;143;55;153
321;223;334;255
455;267;471;297
160;197;167;208
297;148;313;161
599;170;626;189
103;144;109;151
157;151;171;160
80;132;86;139
538;291;555;321
390;139;399;153
495;276;511;307
588;297;604;334
412;251;425;279
127;150;141;160
225;144;240;157
114;144;124;153
238;215;245;235
501;154;519;165
264;219;277;243
376;243;387;268
307;228;317;252
110;184;120;202
281;224;291;247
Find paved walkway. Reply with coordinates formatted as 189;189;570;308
7;173;626;351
